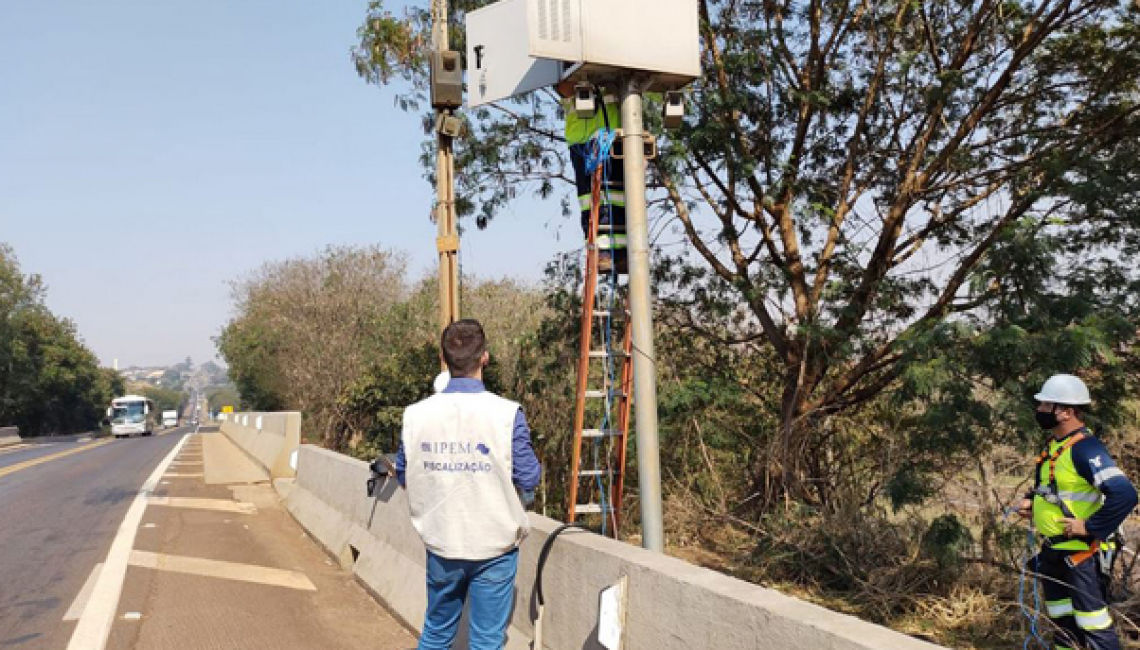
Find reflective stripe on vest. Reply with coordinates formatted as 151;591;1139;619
578;191;627;212
597;234;628;250
1033;432;1102;550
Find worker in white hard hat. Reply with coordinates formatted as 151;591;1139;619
1015;374;1136;650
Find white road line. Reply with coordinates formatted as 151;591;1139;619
0;443;50;456
66;435;187;650
128;550;316;591
163;473;203;478
147;496;256;514
63;564;104;621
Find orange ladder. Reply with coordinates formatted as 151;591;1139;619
565;166;633;538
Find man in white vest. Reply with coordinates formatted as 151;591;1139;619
396;319;542;649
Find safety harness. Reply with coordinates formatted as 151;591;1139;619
1032;431;1109;568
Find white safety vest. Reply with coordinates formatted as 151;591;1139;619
403;391;529;560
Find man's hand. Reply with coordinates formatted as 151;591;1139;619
1016;498;1033;520
1059;517;1089;537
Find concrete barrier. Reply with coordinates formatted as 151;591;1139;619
283;444;944;650
0;427;20;448
219;412;301;479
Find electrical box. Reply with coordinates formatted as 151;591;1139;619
467;0;564;107
431;50;464;109
529;0;700;87
466;0;700;108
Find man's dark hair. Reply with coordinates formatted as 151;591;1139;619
441;319;487;377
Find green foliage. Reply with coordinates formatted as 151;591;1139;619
135;384;184;413
886;464;935;511
217;245;547;454
206;385;242;413
352;0;1140;505
338;342;439;459
0;244;120;435
921;514;973;572
216;321;287;412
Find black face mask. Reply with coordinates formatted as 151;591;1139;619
1035;408;1060;430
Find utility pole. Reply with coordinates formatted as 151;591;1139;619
620;75;664;553
433;0;460;333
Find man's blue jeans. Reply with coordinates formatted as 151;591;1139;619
418;549;519;650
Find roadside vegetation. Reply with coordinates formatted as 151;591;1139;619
219;0;1139;645
217;243;1139;648
0;244;124;436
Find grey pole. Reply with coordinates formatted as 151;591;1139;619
619;76;664;553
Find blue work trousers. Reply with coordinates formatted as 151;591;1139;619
1035;547;1121;650
418;548;518;650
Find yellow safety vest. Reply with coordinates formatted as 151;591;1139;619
1032;432;1104;551
564;96;621;146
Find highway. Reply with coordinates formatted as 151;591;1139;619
0;431;187;648
0;428;414;650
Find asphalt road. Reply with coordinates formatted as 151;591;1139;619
0;440;89;472
0;428;190;649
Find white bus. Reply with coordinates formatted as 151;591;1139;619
107;395;157;438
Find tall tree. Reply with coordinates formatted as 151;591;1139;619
0;244;120;435
354;0;1140;504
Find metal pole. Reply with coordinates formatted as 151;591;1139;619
619;76;664;553
433;0;460;333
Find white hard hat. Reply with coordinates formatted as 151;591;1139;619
433;371;450;393
1034;374;1092;406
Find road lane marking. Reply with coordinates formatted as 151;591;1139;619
147;496;257;514
66;435;187;650
0;439;115;479
0;443;39;456
163;473;203;478
127;551;316;591
63;564;104;621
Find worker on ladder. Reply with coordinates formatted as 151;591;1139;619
1015;374;1137;650
556;80;627;274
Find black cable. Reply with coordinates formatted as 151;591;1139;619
536;523;590;607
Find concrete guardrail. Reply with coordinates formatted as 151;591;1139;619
0;427;20;448
218;412;301;479
282;444;944;650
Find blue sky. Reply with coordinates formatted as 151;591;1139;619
0;0;577;368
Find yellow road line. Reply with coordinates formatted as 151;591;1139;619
0;439;116;479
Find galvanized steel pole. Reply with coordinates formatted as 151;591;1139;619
433;0;460;333
620;76;664;553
